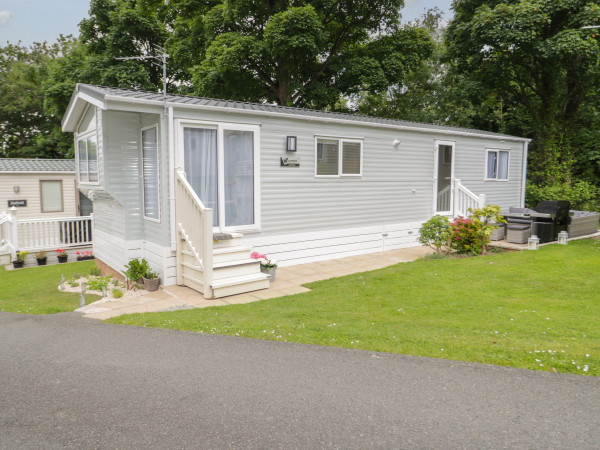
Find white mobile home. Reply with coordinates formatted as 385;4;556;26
62;84;529;298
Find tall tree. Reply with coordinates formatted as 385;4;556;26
445;0;600;186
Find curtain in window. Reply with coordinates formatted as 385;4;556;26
41;181;63;212
224;130;254;227
487;152;497;179
142;128;159;220
184;128;218;226
342;142;361;174
498;151;509;180
316;139;339;175
87;136;98;182
78;140;88;182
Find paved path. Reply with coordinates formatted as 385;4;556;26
1;312;599;449
78;246;432;320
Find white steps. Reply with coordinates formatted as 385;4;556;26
179;239;269;299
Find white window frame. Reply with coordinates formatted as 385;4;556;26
314;136;363;178
76;131;100;185
39;180;64;213
141;124;161;223
433;140;455;215
176;119;261;233
485;149;510;181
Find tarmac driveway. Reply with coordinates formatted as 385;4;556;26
1;311;599;449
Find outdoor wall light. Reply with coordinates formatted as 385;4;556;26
558;231;569;245
527;235;540;250
393;139;401;149
286;136;297;152
13;186;20;193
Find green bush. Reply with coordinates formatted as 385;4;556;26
89;265;102;276
526;180;600;211
112;289;123;299
124;258;150;281
418;215;451;254
86;276;111;291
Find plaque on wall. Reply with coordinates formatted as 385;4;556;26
8;200;27;207
280;157;300;167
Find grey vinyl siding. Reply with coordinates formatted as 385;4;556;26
92;192;126;239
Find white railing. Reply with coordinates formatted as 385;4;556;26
17;216;93;250
453;179;486;217
436;185;452;212
175;168;214;299
0;211;18;260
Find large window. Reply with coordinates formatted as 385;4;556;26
316;138;362;177
181;122;259;231
40;180;63;213
142;125;160;221
486;149;509;180
78;134;98;183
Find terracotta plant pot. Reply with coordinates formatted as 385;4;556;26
143;277;159;292
36;257;47;266
57;255;68;263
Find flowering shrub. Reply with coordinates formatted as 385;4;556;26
251;251;278;270
450;216;485;254
76;251;94;260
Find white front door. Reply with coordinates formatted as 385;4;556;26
434;140;455;215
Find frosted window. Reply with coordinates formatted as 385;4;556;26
40;180;63;213
142;127;160;220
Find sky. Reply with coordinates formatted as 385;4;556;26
0;0;454;47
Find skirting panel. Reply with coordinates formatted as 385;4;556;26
243;221;423;267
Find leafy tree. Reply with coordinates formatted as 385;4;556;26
0;40;74;158
445;0;600;187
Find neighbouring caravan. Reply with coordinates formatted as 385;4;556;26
62;84;530;298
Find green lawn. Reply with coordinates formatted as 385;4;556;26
0;261;100;314
108;239;600;376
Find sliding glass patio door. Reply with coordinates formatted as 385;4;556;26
181;122;259;232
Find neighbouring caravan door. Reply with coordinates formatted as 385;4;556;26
434;140;455;215
180;122;260;232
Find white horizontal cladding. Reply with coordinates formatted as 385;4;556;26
93;228;142;277
141;240;177;286
243;221;423;267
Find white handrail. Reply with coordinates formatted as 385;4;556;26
453;179;486;217
17;216;93;250
0;211;18;260
175;168;214;299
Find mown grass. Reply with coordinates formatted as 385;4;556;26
0;261;100;314
110;239;600;375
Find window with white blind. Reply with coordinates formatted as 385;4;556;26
142;125;160;221
486;149;509;180
77;134;99;183
316;137;362;177
40;180;63;213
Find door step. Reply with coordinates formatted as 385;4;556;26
211;273;270;298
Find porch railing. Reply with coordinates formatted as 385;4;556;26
175;168;214;299
453;179;486;218
0;211;18;260
436;185;452;212
17;216;93;250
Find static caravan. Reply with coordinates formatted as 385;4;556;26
62;84;529;298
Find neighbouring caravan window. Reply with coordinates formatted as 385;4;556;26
142;125;160;220
40;180;63;213
486;149;509;180
78;135;98;183
182;122;260;231
316;138;362;176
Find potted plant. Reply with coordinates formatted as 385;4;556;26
56;249;68;263
35;250;48;266
12;251;29;269
76;251;94;261
251;251;278;281
142;270;160;292
124;258;150;288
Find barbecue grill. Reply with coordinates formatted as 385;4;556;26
533;201;571;242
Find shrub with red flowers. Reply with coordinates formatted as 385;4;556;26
450;216;485;255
